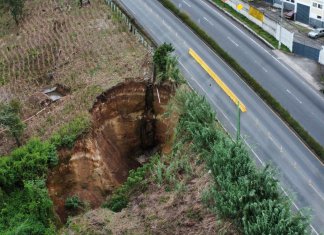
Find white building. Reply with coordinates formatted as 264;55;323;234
271;0;324;27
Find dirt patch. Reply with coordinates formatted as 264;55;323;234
47;80;173;223
60;164;239;235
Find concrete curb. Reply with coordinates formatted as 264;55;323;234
206;0;276;50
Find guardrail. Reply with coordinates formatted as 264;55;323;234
105;0;157;53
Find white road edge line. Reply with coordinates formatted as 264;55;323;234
203;16;214;26
227;36;239;47
125;2;322;232
183;0;191;7
286;89;303;104
169;2;324;166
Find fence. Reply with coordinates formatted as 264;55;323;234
293;41;320;60
224;0;294;51
105;0;156;54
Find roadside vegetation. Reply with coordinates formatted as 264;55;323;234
158;0;324;160
102;85;310;234
154;42;185;88
0;0;313;233
101;43;310;234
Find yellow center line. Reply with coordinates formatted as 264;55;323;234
188;48;247;113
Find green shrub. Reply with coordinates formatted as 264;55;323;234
103;157;155;212
50;116;90;149
0;138;57;190
158;0;324;160
0;139;58;234
172;90;310;234
104;194;128;212
65;195;82;210
0;180;55;235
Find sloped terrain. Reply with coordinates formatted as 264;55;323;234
0;0;151;154
48;80;173;223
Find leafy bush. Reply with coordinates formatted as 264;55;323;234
103;158;155;212
173;90;310;234
65;195;82;210
0;139;58;234
50;116;90;149
153;42;174;75
158;0;324;160
0;138;57;190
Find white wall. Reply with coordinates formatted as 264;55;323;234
226;0;294;51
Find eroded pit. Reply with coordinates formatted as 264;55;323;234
47;80;173;222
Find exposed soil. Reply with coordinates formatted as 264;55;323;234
60;164;239;235
47;80;173;223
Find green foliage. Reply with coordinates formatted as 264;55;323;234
0;99;26;146
65;195;82;210
151;152;192;189
0;180;55;235
158;0;324;160
156;55;185;88
103;157;155;212
2;0;25;25
153;42;174;75
0;139;58;234
172;90;310;234
50;116;90;149
0;138;57;190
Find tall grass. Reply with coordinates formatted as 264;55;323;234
173;89;310;234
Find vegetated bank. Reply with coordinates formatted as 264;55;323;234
62;86;310;234
0;78;174;233
158;0;324;161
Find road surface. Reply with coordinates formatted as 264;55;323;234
173;0;324;146
117;0;324;233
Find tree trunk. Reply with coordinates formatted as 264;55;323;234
14;135;21;147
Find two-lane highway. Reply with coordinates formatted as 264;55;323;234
173;0;324;146
117;0;324;233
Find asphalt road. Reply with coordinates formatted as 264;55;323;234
173;0;324;146
117;0;324;233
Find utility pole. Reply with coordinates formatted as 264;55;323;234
236;101;241;143
279;0;284;49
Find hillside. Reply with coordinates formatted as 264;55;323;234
0;1;311;234
0;0;150;155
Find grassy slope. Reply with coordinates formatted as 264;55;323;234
62;86;309;234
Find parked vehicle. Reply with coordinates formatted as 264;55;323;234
308;28;324;39
284;10;294;20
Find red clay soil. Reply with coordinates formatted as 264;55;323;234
47;80;173;222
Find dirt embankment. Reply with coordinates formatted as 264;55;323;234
47;80;173;222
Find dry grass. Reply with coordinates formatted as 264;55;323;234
0;0;152;155
60;160;239;235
